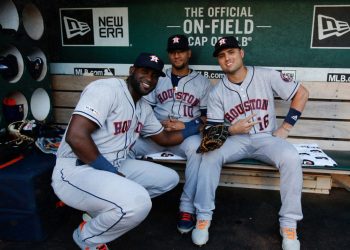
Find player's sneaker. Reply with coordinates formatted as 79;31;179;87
73;221;109;250
280;227;300;250
191;219;211;246
177;211;195;234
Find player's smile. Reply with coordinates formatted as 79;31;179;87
217;48;244;74
169;50;191;70
140;79;152;90
128;67;160;99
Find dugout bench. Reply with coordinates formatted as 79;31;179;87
51;75;350;194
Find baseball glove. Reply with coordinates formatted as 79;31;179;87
196;124;229;153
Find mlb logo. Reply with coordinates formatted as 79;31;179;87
60;8;94;46
311;5;350;48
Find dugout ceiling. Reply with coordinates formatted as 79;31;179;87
34;0;350;81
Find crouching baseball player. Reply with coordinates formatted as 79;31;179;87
192;36;309;250
51;53;197;250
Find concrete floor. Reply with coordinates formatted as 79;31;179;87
1;185;350;250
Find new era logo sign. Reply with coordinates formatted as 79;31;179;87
60;8;129;47
318;15;350;40
311;5;350;48
60;9;94;45
63;16;91;39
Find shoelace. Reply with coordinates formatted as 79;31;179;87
281;227;297;240
180;212;193;221
197;220;209;230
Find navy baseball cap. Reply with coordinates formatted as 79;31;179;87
213;36;241;57
133;52;165;77
167;34;190;52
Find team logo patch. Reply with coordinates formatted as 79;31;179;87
280;72;293;82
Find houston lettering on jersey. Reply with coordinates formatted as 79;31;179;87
114;120;144;134
157;88;199;106
225;98;268;123
114;120;131;134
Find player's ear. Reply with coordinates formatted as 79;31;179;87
129;66;135;75
240;49;245;58
188;49;192;59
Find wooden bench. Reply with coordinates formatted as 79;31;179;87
51;75;350;194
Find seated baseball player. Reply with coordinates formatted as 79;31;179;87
192;36;309;250
130;34;212;235
51;52;199;250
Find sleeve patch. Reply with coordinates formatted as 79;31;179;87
280;72;293;82
85;105;100;116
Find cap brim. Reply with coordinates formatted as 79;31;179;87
213;45;240;57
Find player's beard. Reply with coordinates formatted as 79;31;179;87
128;73;155;97
172;62;187;71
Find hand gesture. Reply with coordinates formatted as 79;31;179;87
228;114;259;135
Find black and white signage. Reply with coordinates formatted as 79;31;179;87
327;73;350;82
311;5;350;48
60;8;129;46
74;67;115;76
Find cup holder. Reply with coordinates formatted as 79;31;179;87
22;3;44;40
0;0;19;35
30;88;50;121
2;91;28;123
0;45;24;83
26;47;47;81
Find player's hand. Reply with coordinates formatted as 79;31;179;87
228;114;259;135
161;119;185;131
273;126;290;139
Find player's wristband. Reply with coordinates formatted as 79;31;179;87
90;154;118;173
182;117;203;139
284;108;302;126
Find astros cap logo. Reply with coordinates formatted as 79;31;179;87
150;55;159;63
219;38;226;46
172;36;180;44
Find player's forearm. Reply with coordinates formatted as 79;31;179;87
151;130;185;146
66;133;100;163
290;85;309;112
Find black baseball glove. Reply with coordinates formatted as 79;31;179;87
196;124;229;153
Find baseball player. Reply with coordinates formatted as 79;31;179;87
51;53;198;250
191;36;309;250
130;35;211;234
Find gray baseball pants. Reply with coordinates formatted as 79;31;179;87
194;133;303;228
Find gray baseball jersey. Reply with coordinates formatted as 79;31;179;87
144;68;211;122
207;66;300;133
57;77;163;163
133;68;211;215
194;66;303;227
52;78;179;246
